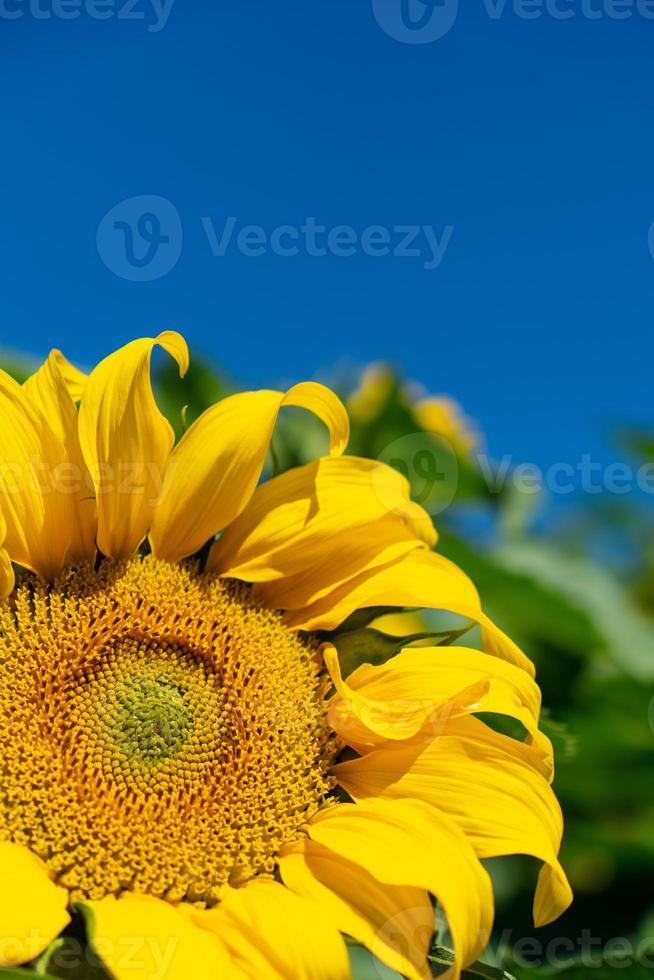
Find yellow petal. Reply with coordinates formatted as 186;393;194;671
279;837;433;980
48;349;88;402
0;369;75;580
324;642;490;752
0;842;69;967
334;716;572;927
0;549;14;598
150;382;350;564
284;381;350;456
285;547;534;676
78;333;189;560
0;511;15;598
324;643;552;773
24;350;97;563
307;799;494;978
253;535;424;612
81;894;230;980
210;457;435;606
188;878;350;979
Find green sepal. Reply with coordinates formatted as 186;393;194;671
461;964;518;980
331;606;405;633
429;946;517;979
28;908;111;980
328;624;474;676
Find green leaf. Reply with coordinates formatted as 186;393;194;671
328;624;474;676
494;538;654;680
0;971;50;979
537;714;577;761
437;531;603;667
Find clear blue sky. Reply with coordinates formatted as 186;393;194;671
1;1;652;469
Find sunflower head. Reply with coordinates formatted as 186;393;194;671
0;334;571;980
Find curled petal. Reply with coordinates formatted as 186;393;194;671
78;332;189;560
323;642;490;752
324;643;552;773
47;349;88;402
150;383;350;564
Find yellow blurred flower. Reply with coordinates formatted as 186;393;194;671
349;362;479;458
347;362;395;425
413;395;479;457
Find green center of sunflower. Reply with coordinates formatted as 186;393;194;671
105;674;193;764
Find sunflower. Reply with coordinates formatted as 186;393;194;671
0;333;571;980
348;362;478;458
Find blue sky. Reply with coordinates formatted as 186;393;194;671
1;0;652;470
